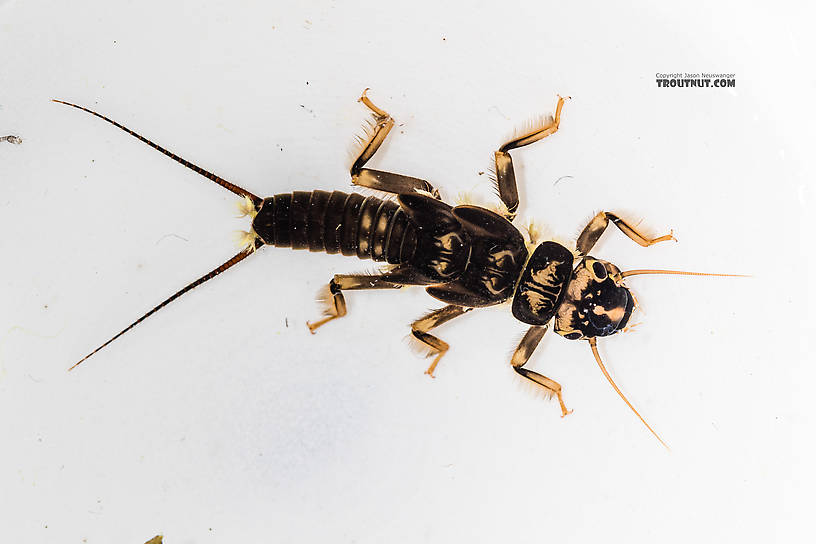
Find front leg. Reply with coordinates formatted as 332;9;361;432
511;325;572;417
576;212;677;256
494;95;569;221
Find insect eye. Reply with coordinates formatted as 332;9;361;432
589;260;608;281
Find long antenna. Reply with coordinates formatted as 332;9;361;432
69;241;263;371
622;269;748;279
588;338;669;450
52;99;262;206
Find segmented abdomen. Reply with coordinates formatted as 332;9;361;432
252;190;418;264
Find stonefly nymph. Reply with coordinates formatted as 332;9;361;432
55;91;743;448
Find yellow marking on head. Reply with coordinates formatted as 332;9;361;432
592;304;625;324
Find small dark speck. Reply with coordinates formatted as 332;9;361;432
442;37;446;41
306;81;309;85
285;317;289;328
1;135;22;144
43;304;48;309
91;159;95;163
478;171;484;176
113;40;117;44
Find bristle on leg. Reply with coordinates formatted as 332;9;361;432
347;118;382;168
508;114;555;142
514;371;557;401
405;332;438;359
314;283;336;317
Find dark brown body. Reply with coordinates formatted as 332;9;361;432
253;190;417;264
252;190;529;308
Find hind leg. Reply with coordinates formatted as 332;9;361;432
350;89;440;198
307;273;401;333
307;266;432;333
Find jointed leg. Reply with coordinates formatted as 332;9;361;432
576;211;677;256
306;274;399;333
307;266;433;333
350;89;440;198
511;325;571;416
351;89;394;175
410;305;472;377
494;95;569;221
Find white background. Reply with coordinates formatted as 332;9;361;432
1;1;813;543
